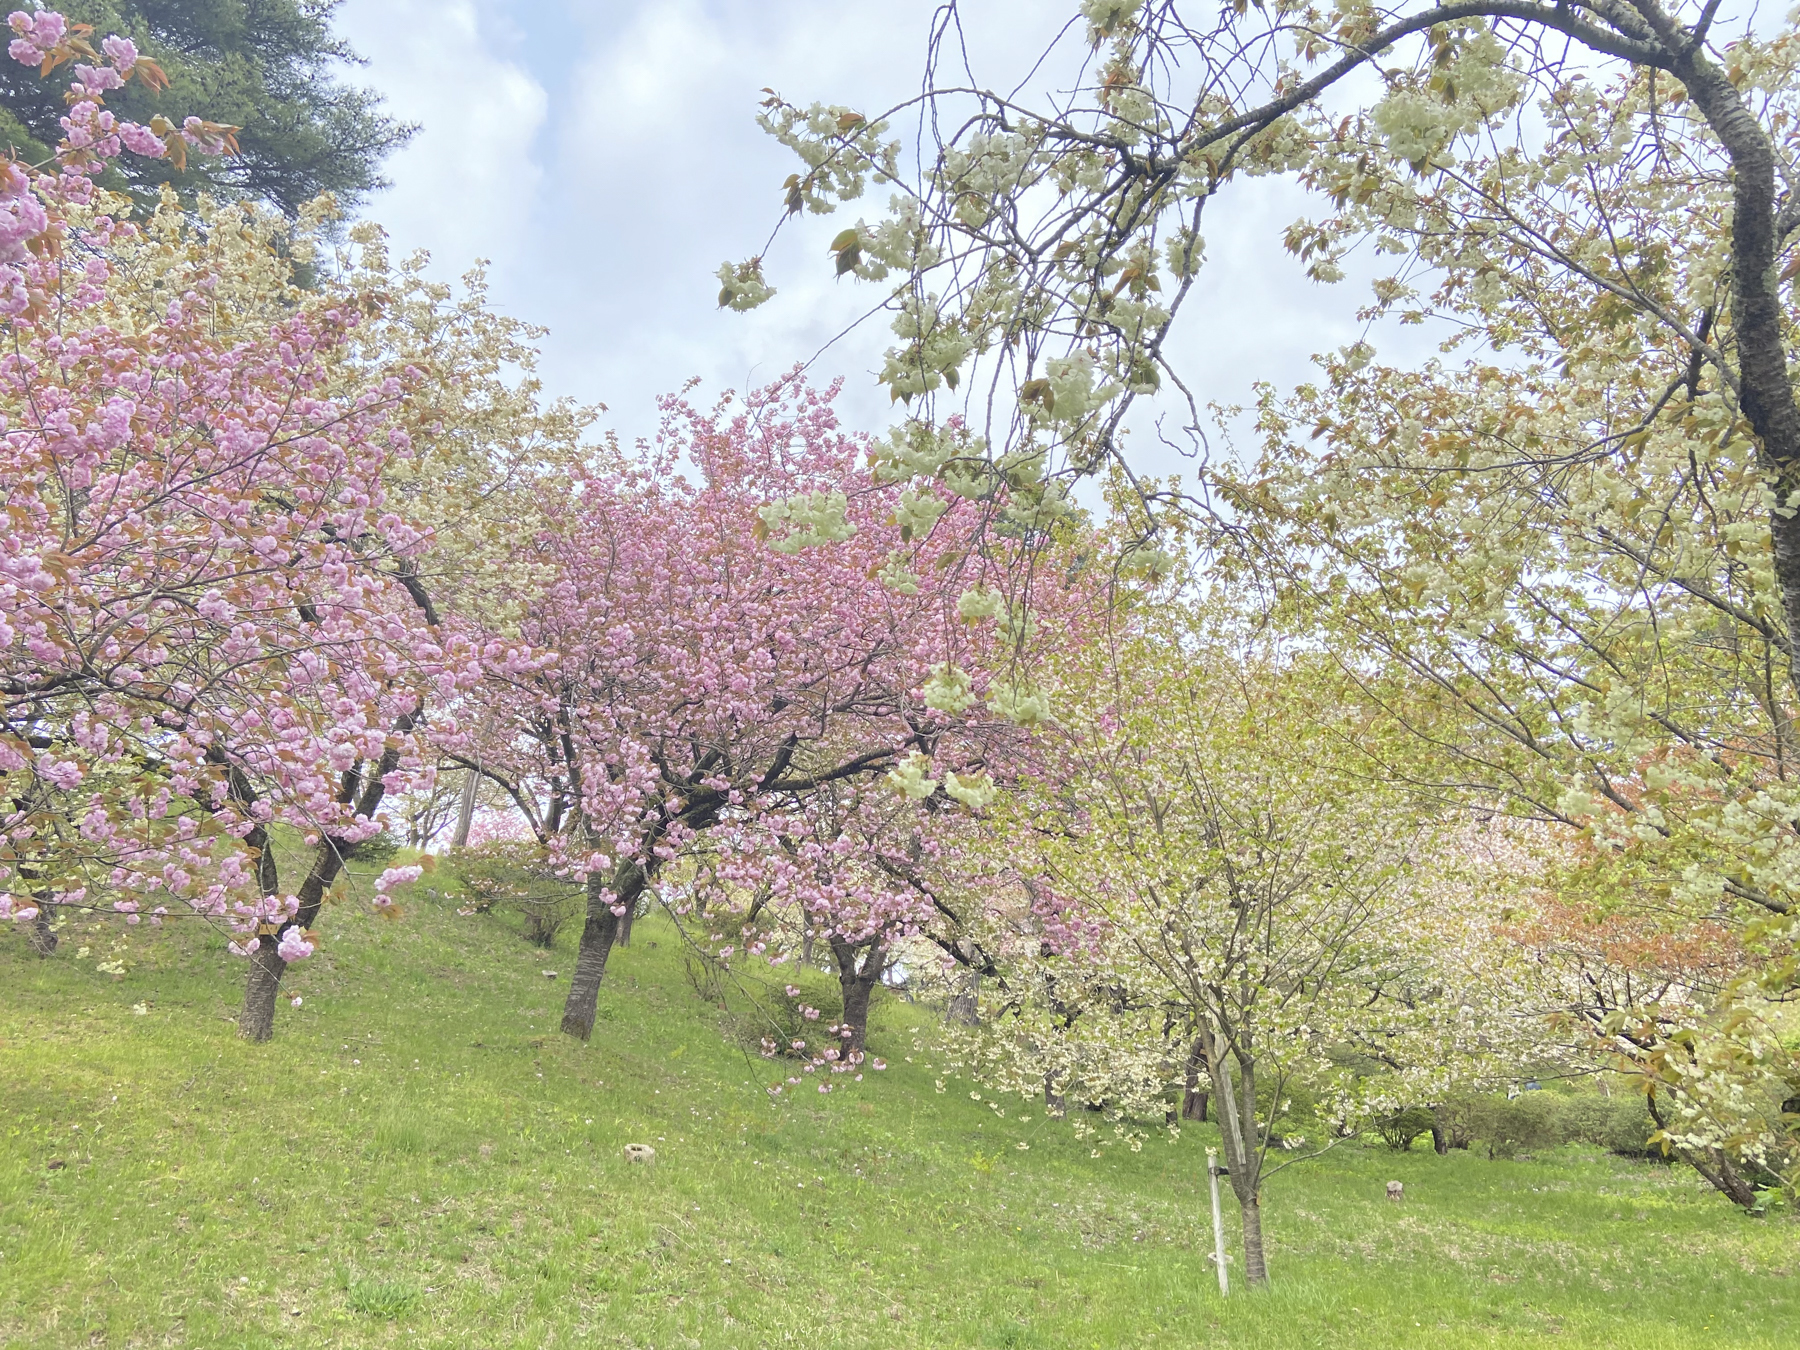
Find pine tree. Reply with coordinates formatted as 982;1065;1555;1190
0;1;412;213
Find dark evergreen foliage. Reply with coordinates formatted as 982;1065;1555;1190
0;1;412;213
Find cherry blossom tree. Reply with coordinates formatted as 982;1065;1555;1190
726;0;1800;1200
460;376;1092;1046
0;12;559;1043
940;595;1548;1284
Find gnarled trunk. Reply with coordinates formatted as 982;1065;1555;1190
239;940;288;1043
832;938;887;1055
560;861;643;1041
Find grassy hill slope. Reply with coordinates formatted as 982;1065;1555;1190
1;884;1793;1349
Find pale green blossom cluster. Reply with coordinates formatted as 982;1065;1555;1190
886;749;938;800
922;661;977;713
988;679;1052;726
956;585;1005;621
715;259;774;312
756;490;856;552
942;769;997;808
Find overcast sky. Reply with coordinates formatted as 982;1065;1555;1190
332;0;1439;467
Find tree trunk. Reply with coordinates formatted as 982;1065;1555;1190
451;766;479;848
1430;1123;1449;1156
1181;1036;1209;1121
239;939;288;1043
832;938;887;1055
1238;1191;1269;1287
947;968;979;1025
237;723;416;1043
1683;1144;1763;1209
615;898;635;948
1044;1071;1065;1118
1673;47;1800;700
560;861;643;1041
27;900;56;956
1647;1095;1764;1209
1203;1025;1270;1287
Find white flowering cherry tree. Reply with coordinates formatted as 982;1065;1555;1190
727;0;1800;1200
726;1;1800;574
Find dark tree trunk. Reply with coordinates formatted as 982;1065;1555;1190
239;940;288;1043
1181;1036;1209;1121
1670;43;1800;707
28;900;56;956
1647;1095;1764;1209
238;722;416;1043
1239;1193;1269;1287
615;898;635;948
947;968;979;1025
560;862;642;1041
1683;1145;1763;1209
1430;1123;1449;1156
831;938;886;1055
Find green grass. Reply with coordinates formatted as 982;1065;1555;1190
1;886;1792;1349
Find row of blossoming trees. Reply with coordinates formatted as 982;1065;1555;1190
6;2;1798;1290
0;11;1098;1065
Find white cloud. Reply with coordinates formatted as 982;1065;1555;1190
334;0;547;277
331;0;1437;467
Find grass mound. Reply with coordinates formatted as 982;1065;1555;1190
0;889;1792;1348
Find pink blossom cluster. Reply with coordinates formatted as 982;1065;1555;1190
0;14;472;964
460;374;1103;1057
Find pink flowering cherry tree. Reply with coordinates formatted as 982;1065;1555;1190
461;375;1084;1043
0;11;477;1040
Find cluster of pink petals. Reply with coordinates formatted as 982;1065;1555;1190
0;13;470;965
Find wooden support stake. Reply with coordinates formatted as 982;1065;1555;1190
1207;1146;1229;1296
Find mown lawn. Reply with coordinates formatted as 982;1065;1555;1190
1;886;1793;1349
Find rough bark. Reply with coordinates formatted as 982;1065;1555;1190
238;940;288;1043
947;968;980;1026
1430;1123;1450;1156
832;938;887;1054
27;899;56;956
1239;1194;1270;1287
560;861;643;1041
615;899;635;948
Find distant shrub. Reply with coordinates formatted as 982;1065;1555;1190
1375;1106;1438;1152
1471;1091;1571;1159
1562;1092;1663;1159
455;842;584;947
354;830;403;870
1433;1095;1482;1151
